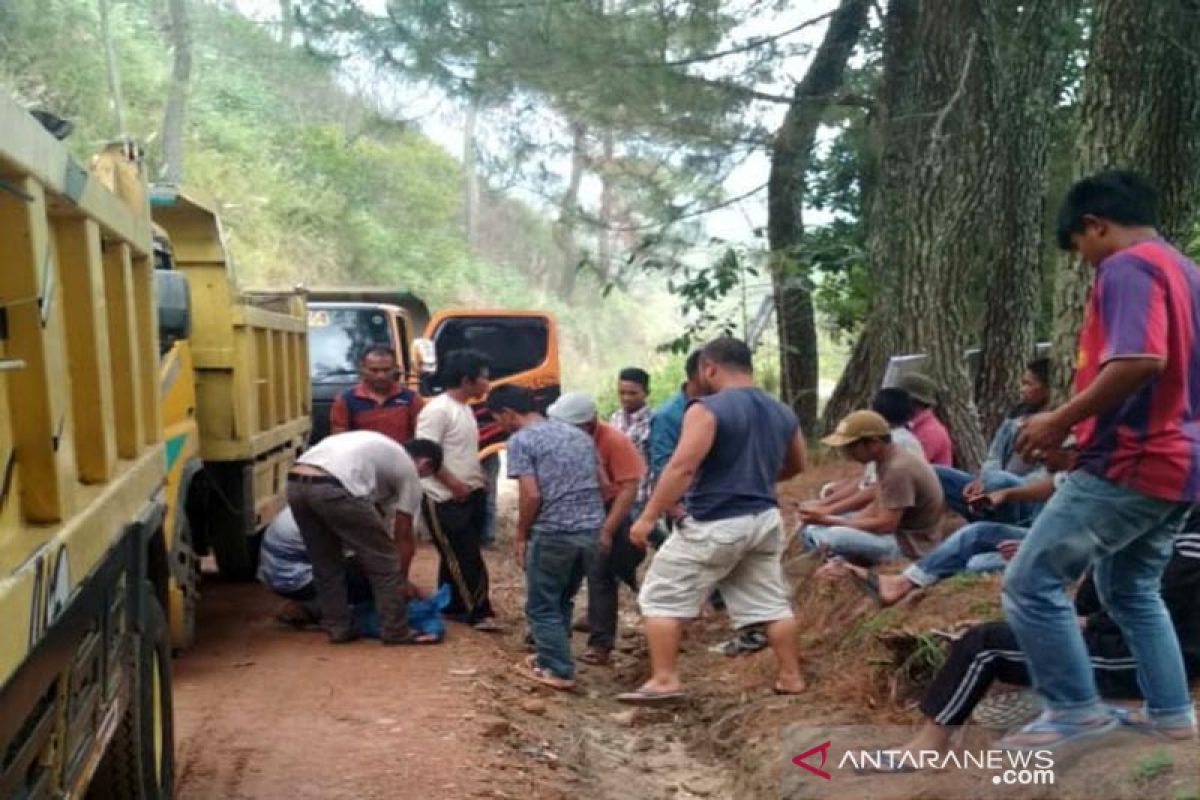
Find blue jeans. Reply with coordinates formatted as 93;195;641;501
803;524;900;565
934;466;1038;525
525;530;596;680
1002;471;1194;725
904;521;1028;586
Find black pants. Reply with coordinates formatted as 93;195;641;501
425;490;493;623
287;481;410;640
586;516;645;651
922;621;1142;727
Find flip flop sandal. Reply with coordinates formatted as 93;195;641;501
847;569;882;602
382;631;442;646
516;661;576;691
471;619;504;633
616;687;687;705
579;649;611;666
1112;707;1199;741
997;713;1118;751
972;690;1043;731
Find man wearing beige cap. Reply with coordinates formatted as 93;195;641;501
799;410;944;564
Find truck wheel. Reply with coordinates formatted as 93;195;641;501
88;580;175;799
169;516;198;651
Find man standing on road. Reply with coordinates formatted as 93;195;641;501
287;431;443;645
549;392;647;666
610;367;653;460
619;337;808;703
329;345;425;586
1001;171;1200;749
487;385;606;691
416;350;499;631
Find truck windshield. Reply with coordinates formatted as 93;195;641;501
432;316;549;381
308;307;392;382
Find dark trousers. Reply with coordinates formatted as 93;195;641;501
921;621;1141;727
425;490;493;623
287;481;410;640
527;531;596;679
586;516;645;651
280;560;373;618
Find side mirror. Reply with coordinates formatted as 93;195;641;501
155;270;191;353
413;337;437;375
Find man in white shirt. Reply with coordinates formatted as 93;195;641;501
416;350;499;630
288;431;442;645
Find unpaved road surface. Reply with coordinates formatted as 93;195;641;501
173;547;501;800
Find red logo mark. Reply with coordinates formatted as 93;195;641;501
792;740;832;780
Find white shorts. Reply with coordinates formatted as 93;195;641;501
637;508;794;629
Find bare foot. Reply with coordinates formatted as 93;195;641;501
814;559;848;582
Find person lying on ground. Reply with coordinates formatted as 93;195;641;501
896;372;953;466
621;337;808;704
861;529;1200;770
800;410;944;567
488;384;607;691
287;433;444;645
258;506;446;640
806;387;927;516
839;443;1076;605
934;358;1052;525
548;392;647;667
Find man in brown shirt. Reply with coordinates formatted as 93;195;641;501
799;410;944;564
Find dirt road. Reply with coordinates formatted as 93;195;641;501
173;548;504;800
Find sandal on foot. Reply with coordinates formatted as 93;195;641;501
471;619;503;633
1112;707;1198;741
517;661;576;691
579;648;611;666
382;631;441;645
616;686;686;705
997;712;1118;751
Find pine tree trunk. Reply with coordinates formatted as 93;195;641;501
767;0;869;435
823;0;994;469
1050;0;1200;398
463;92;481;249
97;0;126;135
555;122;587;300
160;0;193;184
974;0;1079;437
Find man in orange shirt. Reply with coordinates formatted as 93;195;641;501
548;392;646;666
328;345;425;583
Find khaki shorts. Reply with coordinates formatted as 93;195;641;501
637;508;793;629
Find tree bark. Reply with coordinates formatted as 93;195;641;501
98;0;126;135
555;122;587;299
160;0;193;184
823;0;994;469
973;0;1079;436
463;91;481;249
1050;0;1200;398
767;0;870;435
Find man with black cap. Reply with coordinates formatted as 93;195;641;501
896;372;953;466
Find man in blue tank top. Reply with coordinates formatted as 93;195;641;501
619;337;808;703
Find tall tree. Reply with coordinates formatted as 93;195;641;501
823;0;995;467
767;0;870;434
973;0;1080;435
1050;0;1200;397
160;0;193;183
97;0;126;134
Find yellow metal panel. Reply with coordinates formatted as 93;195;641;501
0;93;151;258
0;177;68;523
255;328;273;433
102;242;145;458
54;217;117;483
132;254;160;445
196;418;310;462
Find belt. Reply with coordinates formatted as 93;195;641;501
288;473;342;486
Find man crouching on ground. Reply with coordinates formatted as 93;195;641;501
620;336;808;703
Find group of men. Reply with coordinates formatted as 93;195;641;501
266;168;1197;752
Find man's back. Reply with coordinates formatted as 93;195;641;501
685;387;798;522
507;419;606;533
297;430;421;515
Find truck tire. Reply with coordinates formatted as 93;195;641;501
169;515;198;651
87;581;175;800
206;464;260;581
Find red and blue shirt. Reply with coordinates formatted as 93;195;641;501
329;382;424;444
1074;239;1200;502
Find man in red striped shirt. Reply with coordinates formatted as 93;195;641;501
1001;171;1200;750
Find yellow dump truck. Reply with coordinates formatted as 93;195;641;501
150;188;310;623
0;96;173;798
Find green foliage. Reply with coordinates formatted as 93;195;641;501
1132;749;1173;783
0;0;680;398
